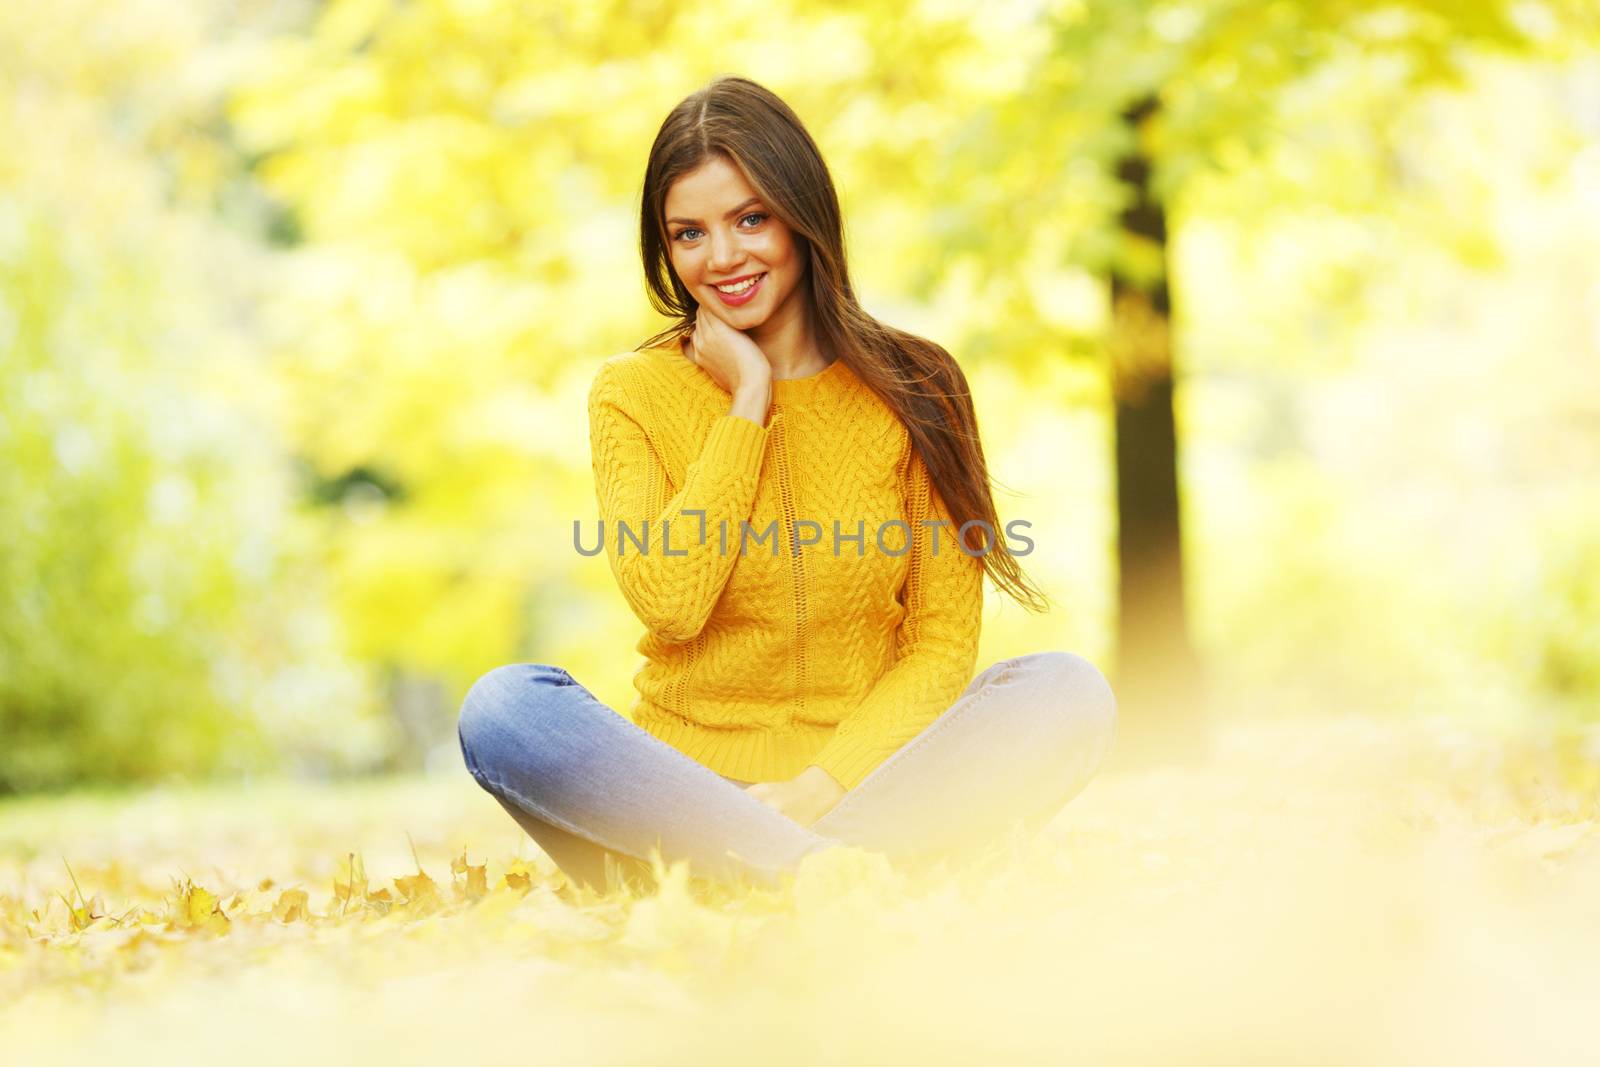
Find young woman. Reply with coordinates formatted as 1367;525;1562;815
457;75;1117;893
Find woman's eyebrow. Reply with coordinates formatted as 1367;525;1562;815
666;197;763;226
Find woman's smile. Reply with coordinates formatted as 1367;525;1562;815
710;271;766;306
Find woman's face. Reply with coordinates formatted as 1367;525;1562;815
663;155;805;329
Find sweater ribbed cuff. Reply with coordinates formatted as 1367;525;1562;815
807;731;889;793
702;412;768;474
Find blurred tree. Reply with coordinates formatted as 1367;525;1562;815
918;0;1598;760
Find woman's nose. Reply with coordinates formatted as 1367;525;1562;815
707;230;743;272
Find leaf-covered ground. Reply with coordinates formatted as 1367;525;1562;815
3;714;1597;1066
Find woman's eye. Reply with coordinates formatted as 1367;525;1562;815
672;214;763;243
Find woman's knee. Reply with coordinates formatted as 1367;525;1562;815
1015;650;1118;751
456;663;572;773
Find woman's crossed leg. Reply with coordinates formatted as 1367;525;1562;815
456;654;1116;891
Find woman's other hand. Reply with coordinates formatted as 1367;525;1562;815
743;765;846;827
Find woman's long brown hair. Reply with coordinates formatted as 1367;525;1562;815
636;75;1049;613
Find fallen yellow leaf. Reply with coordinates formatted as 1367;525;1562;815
272;888;310;924
451;849;489;902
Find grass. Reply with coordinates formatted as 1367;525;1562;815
2;712;1598;1065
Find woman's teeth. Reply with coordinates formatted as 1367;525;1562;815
715;273;765;294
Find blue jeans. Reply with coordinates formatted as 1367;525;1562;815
456;651;1116;891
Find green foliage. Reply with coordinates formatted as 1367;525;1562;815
0;1;385;792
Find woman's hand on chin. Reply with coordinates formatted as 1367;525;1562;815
684;304;770;395
743;765;846;827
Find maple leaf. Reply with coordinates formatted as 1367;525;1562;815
451;848;489;902
272;888;310;924
390;831;444;914
500;859;535;895
394;871;442;911
171;877;230;935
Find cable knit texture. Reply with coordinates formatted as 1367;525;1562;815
586;344;984;791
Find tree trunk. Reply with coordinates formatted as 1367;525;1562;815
1107;93;1206;762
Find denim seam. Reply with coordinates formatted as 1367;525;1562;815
466;677;817;881
460;723;651;864
472;763;670;869
456;711;630;859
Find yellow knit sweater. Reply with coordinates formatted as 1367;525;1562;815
585;344;984;791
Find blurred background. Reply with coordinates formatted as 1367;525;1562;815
2;0;1597;796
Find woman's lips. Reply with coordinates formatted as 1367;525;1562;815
711;272;766;307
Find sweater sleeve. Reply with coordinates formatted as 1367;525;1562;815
806;445;984;791
587;362;770;645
